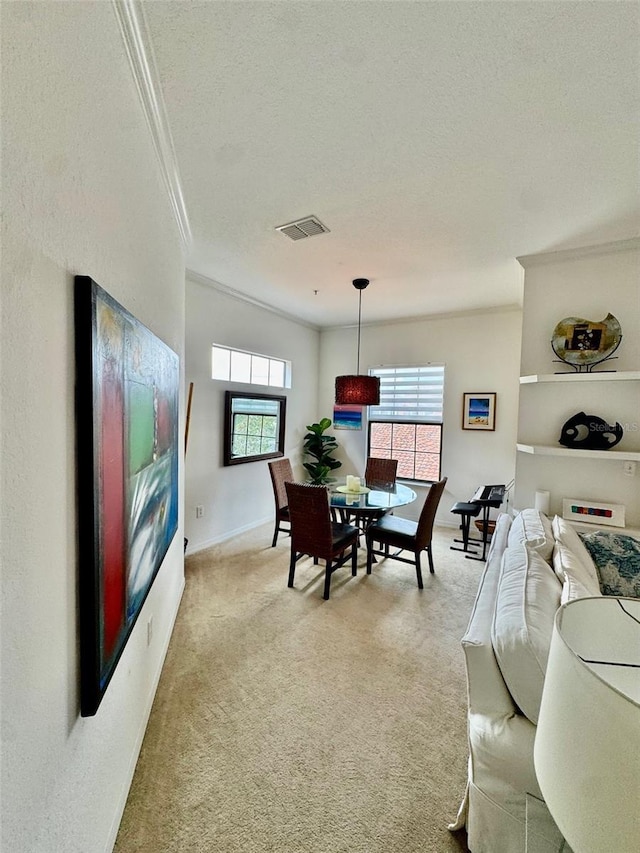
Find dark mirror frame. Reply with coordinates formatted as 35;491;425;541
223;390;287;466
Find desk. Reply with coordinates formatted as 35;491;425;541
329;481;417;519
464;484;505;562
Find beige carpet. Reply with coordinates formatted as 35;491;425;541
115;524;481;853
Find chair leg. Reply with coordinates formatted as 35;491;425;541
351;543;358;577
366;538;374;574
288;550;296;588
323;560;332;600
427;545;435;574
415;551;424;589
272;521;279;548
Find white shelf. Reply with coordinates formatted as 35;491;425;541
516;443;640;461
520;371;640;384
567;519;640;539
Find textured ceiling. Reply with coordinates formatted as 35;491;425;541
143;1;640;327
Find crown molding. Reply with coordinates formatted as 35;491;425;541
112;0;192;247
325;302;523;332
188;268;521;332
185;270;321;331
517;237;640;268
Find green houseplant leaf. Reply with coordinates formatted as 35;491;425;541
303;418;342;484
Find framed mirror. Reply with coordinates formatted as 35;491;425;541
223;391;286;466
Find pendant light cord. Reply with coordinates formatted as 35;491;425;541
356;287;362;375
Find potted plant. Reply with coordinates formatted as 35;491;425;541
303;418;342;484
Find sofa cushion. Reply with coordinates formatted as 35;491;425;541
491;542;562;724
461;513;517;717
552;542;601;598
560;569;602;605
551;516;599;583
579;531;640;598
508;508;554;563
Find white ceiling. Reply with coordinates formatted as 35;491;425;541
143;0;640;328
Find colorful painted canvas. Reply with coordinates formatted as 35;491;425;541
75;277;179;716
562;498;625;528
333;404;363;430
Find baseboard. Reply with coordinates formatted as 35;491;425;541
186;516;458;554
185;515;272;555
103;572;186;852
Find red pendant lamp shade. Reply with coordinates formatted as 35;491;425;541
335;374;380;405
335;279;380;406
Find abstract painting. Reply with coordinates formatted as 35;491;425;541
333;404;363;430
562;498;625;528
75;276;179;716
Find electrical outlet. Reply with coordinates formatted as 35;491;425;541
196;505;204;518
147;616;153;646
623;461;636;477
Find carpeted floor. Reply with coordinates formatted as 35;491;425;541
115;524;481;853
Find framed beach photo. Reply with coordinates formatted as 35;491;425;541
462;392;496;431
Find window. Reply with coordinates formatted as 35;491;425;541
367;364;444;482
212;345;290;388
223;391;286;466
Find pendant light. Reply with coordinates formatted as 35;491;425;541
335;278;380;406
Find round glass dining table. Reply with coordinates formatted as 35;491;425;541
328;480;417;517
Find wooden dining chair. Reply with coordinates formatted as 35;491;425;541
268;458;294;547
365;456;398;489
285;482;359;600
349;456;399;536
365;477;447;588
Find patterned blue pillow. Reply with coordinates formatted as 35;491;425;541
579;531;640;597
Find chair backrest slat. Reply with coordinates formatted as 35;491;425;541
365;457;398;489
285;482;333;557
416;477;448;550
268;458;294;512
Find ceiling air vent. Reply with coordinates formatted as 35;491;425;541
275;216;330;241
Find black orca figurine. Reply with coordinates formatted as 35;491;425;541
559;411;624;450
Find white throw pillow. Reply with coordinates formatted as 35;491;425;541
492;542;562;724
551;516;600;585
552;541;601;596
508;508;555;563
561;569;602;605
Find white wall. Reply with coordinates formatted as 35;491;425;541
515;240;640;527
1;5;185;852
184;274;320;551
319;306;523;525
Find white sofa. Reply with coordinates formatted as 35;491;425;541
449;508;606;853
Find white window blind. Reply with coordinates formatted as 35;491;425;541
368;364;445;422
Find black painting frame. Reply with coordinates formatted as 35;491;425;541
75;276;180;716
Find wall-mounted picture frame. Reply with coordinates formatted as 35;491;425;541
562;498;625;528
223;391;286;465
333;404;363;430
462;392;496;431
75;276;179;716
